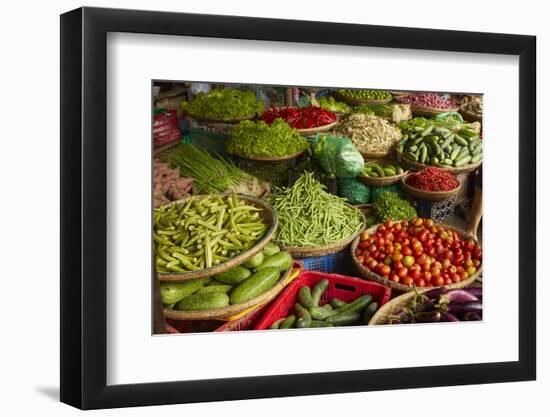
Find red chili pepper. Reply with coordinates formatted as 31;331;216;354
261;106;336;129
407;167;459;192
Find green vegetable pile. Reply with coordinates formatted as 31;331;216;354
228;119;309;158
363;161;405;178
181;89;264;121
154;194;268;273
268;279;379;329
397;117;431;132
160;244;293;310
353;103;412;124
268;172;363;247
316;96;351;113
159;144;269;196
338;89;392;100
371;191;416;223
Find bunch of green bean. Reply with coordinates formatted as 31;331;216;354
154;194;267;273
160;144;255;194
268;172;363;247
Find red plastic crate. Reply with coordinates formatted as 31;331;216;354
153;109;180;147
255;271;392;330
214;300;274;332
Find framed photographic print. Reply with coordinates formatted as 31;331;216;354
60;6;536;410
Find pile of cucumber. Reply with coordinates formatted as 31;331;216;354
270;279;379;329
397;125;482;169
363;162;405;178
161;243;293;310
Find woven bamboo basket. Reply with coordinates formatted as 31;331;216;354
229;149;306;162
351;223;482;293
157;194;278;282
410;105;460;116
187;113;256;124
396;149;482;175
358;161;408;186
163;263;294;320
459;109;482;122
297;120;338;136
334;91;393;106
368;289;430;325
278;205;366;258
400;173;460;202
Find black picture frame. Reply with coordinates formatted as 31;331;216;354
60;6;536;410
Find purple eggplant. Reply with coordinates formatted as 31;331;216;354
439;289;479;304
446;301;483;315
414;310;441;323
422;287;446;300
463;287;483;300
387;308;413;325
440;312;460;322
464;312;482;321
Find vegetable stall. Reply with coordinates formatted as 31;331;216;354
152;84;483;334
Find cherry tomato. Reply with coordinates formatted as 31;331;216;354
394;223;402;232
441;259;451;269
402;238;411;247
426;247;436;257
402;277;414;286
433;276;444;287
413;218;423;227
444;277;452;285
358;241;368;249
423;271;432;281
356;255;365;264
393;242;402;251
403;255;415;267
430;267;441;277
473;248;482;260
378;252;387;261
416;253;427;265
390;274;400;283
459;270;469;280
412;241;423;252
424;219;434;228
360;231;370;241
355;249;362;257
376;238;385;247
464;240;475;251
384;232;395;242
380;265;391;276
385;243;394;254
384;256;393;266
415;278;426;287
448;265;457;275
451;273;461;283
394;261;404;271
454;254;464;266
410;269;421;280
368;244;377;253
473;259;481;268
367;259;378;270
466;266;477;276
392;252;403;262
402;246;413;256
377;225;387;233
397;267;408;278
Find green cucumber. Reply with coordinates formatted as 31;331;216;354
419;145;428;164
175;292;229;311
336;295;372;314
160;277;212;305
256;251;293;272
198;284;233;294
371;164;386;177
214;266;252;285
454;155;473;167
229;267;280;304
396;166;404;175
331;298;347;309
363;302;378;324
471;153;483;163
453;135;469;146
450;145;461;161
262;242;281;257
383;167;397;176
311;279;329;306
325;312;361;326
270;318;286;329
294;303;312;328
310;320;334;328
242;251;264;269
280;315;296;329
404;151;418;162
309;306;336;320
298;286;314;309
408;145;418;152
420;125;434;137
322;303;334;311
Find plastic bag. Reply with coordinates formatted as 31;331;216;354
312;134;364;178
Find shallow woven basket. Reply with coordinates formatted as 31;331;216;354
187;113;256;124
351;223;482;293
229;149;306;162
163;263;293;320
278;205;366;258
358;161;408;186
400;173;460;202
157;194;277;282
297;120;338;136
459;109;482;122
410;105;459;116
396;149;482;175
368;289;431;325
334;91;393;106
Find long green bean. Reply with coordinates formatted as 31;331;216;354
268;172;363;247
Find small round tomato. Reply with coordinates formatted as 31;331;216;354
426;247;436;257
410;269;421;280
397;267;408;278
451;273;461;283
453;254;464;266
415;278;426;287
466;266;477;276
432;276;444;287
473;248;482;260
430;267;441;277
402;246;413;256
403;255;415;267
413;218;423;227
394;223;402;232
402;238;411;247
416;253;427;265
384;256;393;266
356;255;365;264
378;252;387;261
358;241;368;249
390;274;400;283
394;260;404;271
355;249;362;257
376;237;385;247
424;219;434;228
402;220;409;227
423;271;432;282
451;241;461;250
473;259;481;268
412;241;423;252
402;277;414;286
392;251;403;262
360;231;370;241
380;265;391;276
441;259;451;269
377;225;387;233
384;232;395;242
367;259;378;270
385;243;394;254
444;277;452;285
459;270;469;280
393;242;402;251
448;265;457;274
368;244;377;253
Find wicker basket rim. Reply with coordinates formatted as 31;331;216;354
157;194;278;282
163;263;293;320
351;223;482;293
296;120;338;134
409;104;460;112
368;289;429;325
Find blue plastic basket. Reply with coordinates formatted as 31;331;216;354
300;249;350;274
